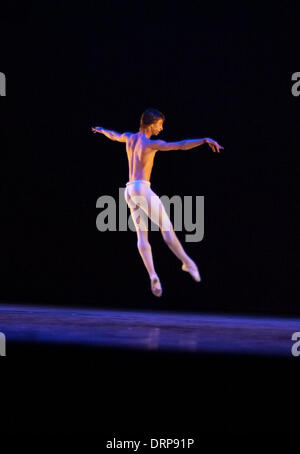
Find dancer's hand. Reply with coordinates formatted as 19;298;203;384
92;127;103;134
205;138;224;153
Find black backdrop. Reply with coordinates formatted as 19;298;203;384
1;1;298;315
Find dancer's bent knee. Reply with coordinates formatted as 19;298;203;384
162;229;174;244
137;240;151;251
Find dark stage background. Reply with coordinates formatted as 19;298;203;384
1;0;300;438
0;1;298;315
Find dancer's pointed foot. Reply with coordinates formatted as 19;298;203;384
150;273;162;297
182;260;201;282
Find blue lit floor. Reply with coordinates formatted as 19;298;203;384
0;303;299;356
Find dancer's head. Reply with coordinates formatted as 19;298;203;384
139;108;165;137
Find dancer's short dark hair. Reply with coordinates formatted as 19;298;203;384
139;108;165;131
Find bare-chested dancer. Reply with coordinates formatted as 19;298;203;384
92;108;223;297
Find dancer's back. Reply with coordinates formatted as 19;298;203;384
125;132;158;182
125;129;192;182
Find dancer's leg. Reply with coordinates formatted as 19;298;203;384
136;227;162;297
125;188;162;296
136;187;201;282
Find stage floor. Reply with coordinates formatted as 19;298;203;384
0;303;299;357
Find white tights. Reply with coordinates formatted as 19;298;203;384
124;180;193;280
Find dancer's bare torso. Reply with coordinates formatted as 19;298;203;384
94;124;222;181
125;132;158;182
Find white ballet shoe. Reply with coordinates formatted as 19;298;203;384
182;261;201;282
150;274;162;297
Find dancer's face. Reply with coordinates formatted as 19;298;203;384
151;119;164;136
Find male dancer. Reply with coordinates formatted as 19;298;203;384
92;108;223;297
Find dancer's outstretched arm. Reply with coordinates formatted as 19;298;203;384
150;137;224;153
91;126;130;143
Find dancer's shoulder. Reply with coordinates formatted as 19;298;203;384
147;139;165;151
148;139;180;151
122;132;134;140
